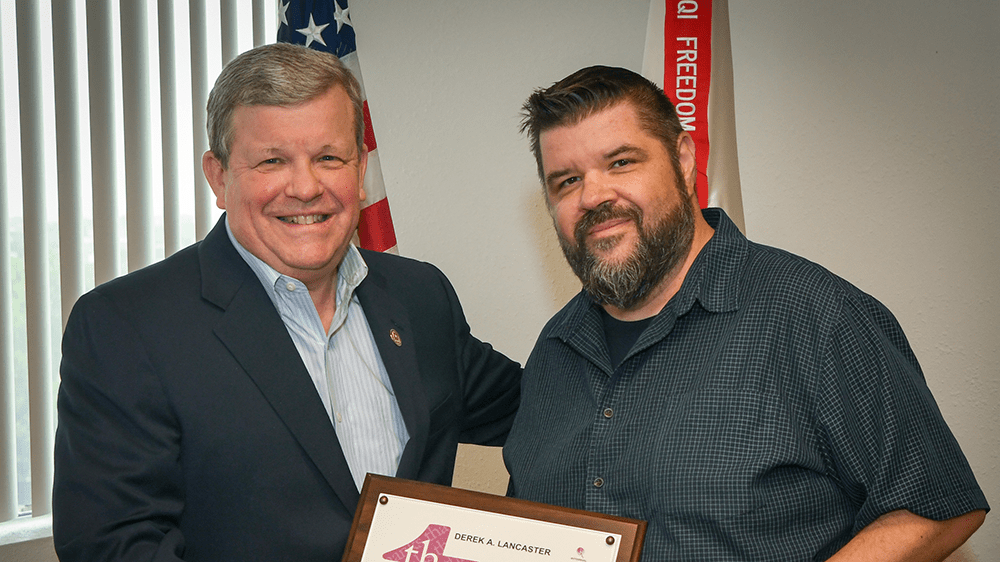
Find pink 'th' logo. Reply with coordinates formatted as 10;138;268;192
382;524;478;562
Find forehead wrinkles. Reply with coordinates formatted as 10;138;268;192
230;101;357;157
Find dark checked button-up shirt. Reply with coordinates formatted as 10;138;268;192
504;208;988;561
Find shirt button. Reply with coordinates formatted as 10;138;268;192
593;477;604;488
285;282;296;292
603;407;614;419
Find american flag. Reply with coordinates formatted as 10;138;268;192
277;0;398;252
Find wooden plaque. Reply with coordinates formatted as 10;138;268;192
342;474;645;562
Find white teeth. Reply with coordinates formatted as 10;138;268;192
279;214;328;225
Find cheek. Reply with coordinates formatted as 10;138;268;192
231;194;265;218
552;208;579;240
325;171;363;201
344;181;364;203
237;182;282;212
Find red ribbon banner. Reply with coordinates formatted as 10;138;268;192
663;0;713;208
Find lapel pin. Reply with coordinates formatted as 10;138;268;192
389;329;402;347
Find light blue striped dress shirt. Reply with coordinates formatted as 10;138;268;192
226;222;409;491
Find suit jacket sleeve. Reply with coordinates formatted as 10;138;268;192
438;264;522;446
53;289;186;562
360;250;522;453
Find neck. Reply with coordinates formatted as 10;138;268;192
299;270;339;333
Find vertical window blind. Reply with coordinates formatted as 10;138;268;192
0;0;276;537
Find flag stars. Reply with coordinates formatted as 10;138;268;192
297;14;329;48
333;1;353;33
278;1;289;26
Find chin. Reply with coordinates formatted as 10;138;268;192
591;244;635;265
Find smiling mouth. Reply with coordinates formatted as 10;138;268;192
588;218;631;237
278;214;329;225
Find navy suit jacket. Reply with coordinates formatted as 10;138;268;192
52;217;521;561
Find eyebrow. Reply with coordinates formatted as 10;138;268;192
254;144;350;157
604;144;647;161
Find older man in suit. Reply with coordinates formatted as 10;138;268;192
52;43;521;562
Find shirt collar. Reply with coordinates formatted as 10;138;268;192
675;207;745;316
224;216;369;313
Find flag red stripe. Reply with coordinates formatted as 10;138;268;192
357;197;397;252
362;100;378;152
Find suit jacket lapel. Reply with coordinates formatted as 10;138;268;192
198;218;361;513
355;266;429;480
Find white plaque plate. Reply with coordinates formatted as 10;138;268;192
342;475;645;562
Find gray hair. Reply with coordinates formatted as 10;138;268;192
206;43;364;168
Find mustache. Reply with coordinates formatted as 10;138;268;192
574;202;643;244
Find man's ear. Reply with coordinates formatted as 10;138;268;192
677;133;697;199
356;146;369;203
202;151;227;210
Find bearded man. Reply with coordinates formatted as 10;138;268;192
502;66;987;562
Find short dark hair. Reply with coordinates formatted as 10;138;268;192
206;43;364;168
520;65;686;182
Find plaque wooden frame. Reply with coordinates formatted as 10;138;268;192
342;474;645;562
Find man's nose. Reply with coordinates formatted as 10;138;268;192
285;162;324;201
579;174;616;210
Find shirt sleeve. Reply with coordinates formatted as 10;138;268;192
815;289;989;534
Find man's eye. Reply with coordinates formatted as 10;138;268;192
560;176;581;188
611;159;631;168
260;158;281;166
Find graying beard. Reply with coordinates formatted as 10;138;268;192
579;242;651;309
560;195;694;311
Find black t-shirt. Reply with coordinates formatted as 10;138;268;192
600;307;653;370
